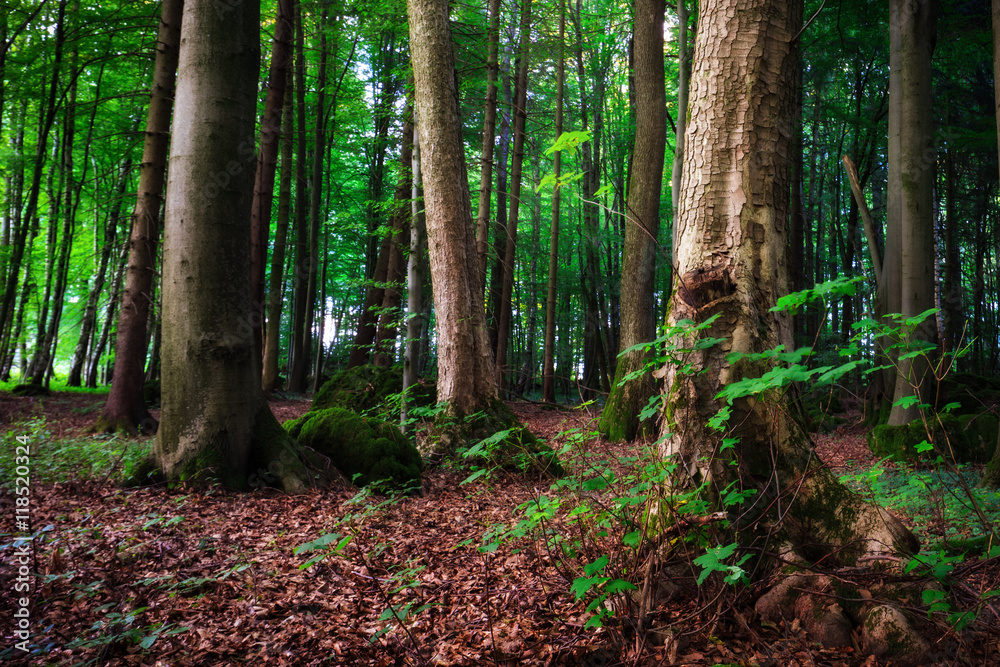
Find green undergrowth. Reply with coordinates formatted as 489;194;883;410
0;418;153;490
840;461;1000;547
0;379;110;394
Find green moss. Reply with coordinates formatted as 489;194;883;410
868;413;996;465
312;364;436;416
288;407;422;491
429;397;564;477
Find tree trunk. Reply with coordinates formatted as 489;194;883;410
542;1;564;403
402;109;427;432
887;0;937;426
408;0;531;447
475;0;502;291
97;0;181;431
495;0;532;393
262;64;295;392
250;0;294;366
155;0;307;492
598;0;665;441
660;0;916;565
287;1;311;392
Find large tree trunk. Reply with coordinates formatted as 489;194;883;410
97;0;182;432
887;0;937;426
598;0;665;441
154;0;306;492
660;0;916;565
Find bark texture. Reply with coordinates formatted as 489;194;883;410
660;0;917;565
407;0;497;417
155;0;305;492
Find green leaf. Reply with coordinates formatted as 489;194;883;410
604;579;638;594
914;440;934;454
623;531;642;548
584;555;610;576
294;532;341;555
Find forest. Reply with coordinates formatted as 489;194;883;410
2;0;1000;663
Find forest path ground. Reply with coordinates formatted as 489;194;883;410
1;391;998;665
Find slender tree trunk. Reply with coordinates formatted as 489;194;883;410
262;65;295;392
250;0;294;366
542;1;564;403
495;0;532;392
402;110;426;432
97;0;182;432
599;0;665;440
670;0;688;248
476;0;502;291
287;1;310;392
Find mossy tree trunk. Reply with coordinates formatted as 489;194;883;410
598;0;665;441
660;0;917;566
154;0;307;493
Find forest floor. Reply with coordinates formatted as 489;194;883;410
1;391;1000;666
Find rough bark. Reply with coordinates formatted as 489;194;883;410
154;0;307;492
408;0;497;417
97;0;181;432
660;0;917;565
598;0;665;440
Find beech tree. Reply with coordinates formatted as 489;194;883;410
598;0;666;441
153;0;306;491
659;0;917;563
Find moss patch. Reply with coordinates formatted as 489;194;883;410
868;413;997;465
287;407;423;491
312;364;436;416
428;397;563;477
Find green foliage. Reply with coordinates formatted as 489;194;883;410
0;418;154;489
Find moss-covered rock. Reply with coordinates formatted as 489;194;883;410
868;412;997;464
426;397;564;477
312;364;436;416
286;407;423;491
